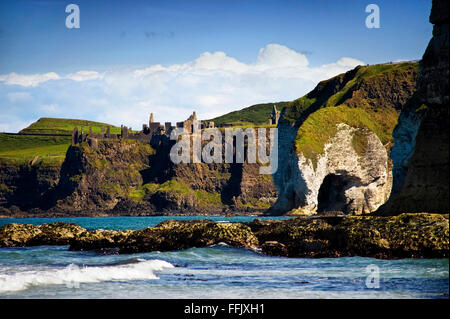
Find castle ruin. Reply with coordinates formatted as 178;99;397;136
71;111;215;149
71;105;280;150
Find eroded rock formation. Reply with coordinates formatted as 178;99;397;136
274;124;392;214
300;124;391;214
272;62;418;215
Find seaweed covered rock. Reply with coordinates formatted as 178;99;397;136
248;213;449;258
331;213;449;258
1;214;447;259
117;219;258;254
68;229;133;252
0;222;85;247
29;222;86;245
0;223;42;247
247;217;336;257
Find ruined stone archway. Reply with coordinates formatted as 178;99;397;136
317;173;361;213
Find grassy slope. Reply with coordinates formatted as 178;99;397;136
0;133;71;166
207;102;290;126
19;117;121;135
284;62;418;122
1;118;121;166
285;62;419;168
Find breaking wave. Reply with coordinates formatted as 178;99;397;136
0;259;174;293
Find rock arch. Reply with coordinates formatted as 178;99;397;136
273;123;393;215
317;173;362;213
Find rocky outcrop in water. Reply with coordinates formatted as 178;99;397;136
378;0;449;215
252;214;449;258
1;214;448;258
0;222;85;247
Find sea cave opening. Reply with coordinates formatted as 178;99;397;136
317;173;358;213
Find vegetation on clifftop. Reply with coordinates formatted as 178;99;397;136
283;62;419;123
0;117;122;167
282;62;419;168
295;104;399;168
0;133;71;166
19;117;121;135
207;101;290;126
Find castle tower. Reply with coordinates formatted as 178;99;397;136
121;125;128;138
71;127;79;145
271;105;280;125
192;111;197;120
149;113;154;124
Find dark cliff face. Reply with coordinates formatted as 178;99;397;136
0;129;278;215
48;140;155;212
0;163;61;212
165;161;277;212
2;137;277;215
378;0;449;215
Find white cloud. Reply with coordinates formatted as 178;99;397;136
0;44;364;133
255;43;309;69
0;72;59;87
66;71;103;81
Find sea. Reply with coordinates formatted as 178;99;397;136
0;216;448;299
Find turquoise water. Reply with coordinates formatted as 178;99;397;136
0;216;448;299
0;215;293;230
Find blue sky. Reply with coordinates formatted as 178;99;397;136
0;0;433;132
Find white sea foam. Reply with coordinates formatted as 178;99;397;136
0;259;174;293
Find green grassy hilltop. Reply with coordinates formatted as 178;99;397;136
0;133;70;166
207;101;290;126
19;117;121;135
285;62;420;168
0;118;121;166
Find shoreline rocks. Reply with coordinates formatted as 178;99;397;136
0;213;448;259
0;222;85;247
